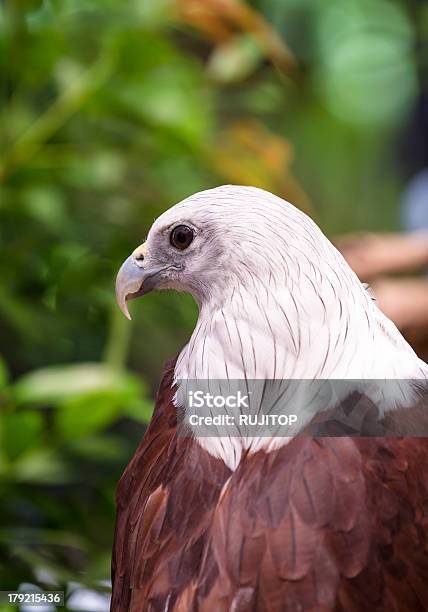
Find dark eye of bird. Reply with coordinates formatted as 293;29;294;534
170;225;194;250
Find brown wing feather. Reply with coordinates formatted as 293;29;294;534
112;365;428;611
111;357;231;611
198;437;428;612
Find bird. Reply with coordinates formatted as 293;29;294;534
113;185;428;612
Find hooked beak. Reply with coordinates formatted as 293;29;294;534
115;242;165;320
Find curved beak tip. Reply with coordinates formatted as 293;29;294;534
120;298;132;321
115;255;143;320
115;284;132;320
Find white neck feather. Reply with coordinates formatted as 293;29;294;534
175;241;427;383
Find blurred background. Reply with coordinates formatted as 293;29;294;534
1;0;428;609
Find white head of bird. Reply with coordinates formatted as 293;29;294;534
117;185;427;381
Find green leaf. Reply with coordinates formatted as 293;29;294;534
12;449;71;484
0;411;44;461
55;391;124;439
14;363;143;406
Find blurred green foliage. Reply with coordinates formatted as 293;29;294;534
1;0;427;606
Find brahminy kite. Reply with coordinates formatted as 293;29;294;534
113;185;428;611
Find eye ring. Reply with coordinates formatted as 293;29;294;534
170;225;194;250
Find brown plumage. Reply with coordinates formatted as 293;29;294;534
111;356;428;612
